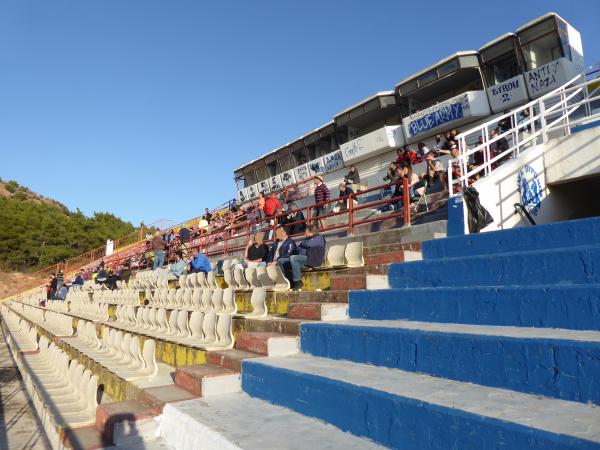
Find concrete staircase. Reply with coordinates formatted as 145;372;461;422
170;217;600;449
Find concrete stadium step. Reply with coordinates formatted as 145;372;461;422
423;217;600;259
388;244;600;289
233;315;306;336
161;392;383;450
174;364;241;397
207;348;261;372
241;354;600;450
287;302;348;320
234;331;299;356
234;289;349;316
348;285;600;330
299;319;600;404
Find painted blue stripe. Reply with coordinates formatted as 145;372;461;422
388;245;600;289
300;322;600;404
422;216;600;259
242;360;600;450
348;285;600;330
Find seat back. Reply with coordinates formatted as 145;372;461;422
222;287;237;314
206;271;218;289
327;245;347;267
345;242;364;267
266;265;290;291
168;309;179;334
174;289;184;308
234;267;249;289
201;312;217;344
245;267;261;288
192;288;203;308
249;287;268;317
177;310;190;338
188;311;204;339
201;289;212;312
256;265;275;288
211;288;224;313
215;314;234;349
141;339;158;377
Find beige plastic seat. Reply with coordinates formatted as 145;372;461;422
211;288;224;313
178;274;188;288
182;288;193;309
222;288;237;314
191;288;203;308
206;271;218;289
223;267;237;289
196;272;209;289
201;289;213;312
256;265;275;288
174;289;184;308
345;242;365;267
195;312;217;346
115;339;158;381
245;267;261;288
186;272;196;288
327;245;347;267
165;310;179;336
166;289;177;307
234;267;250;290
177;310;204;345
266;265;290;291
246;287;267;317
201;314;234;351
176;310;191;339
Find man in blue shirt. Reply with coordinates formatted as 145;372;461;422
189;248;212;274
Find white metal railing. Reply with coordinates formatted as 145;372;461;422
448;75;600;192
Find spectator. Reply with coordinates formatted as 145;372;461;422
96;267;108;285
396;145;419;165
344;165;360;186
335;182;354;212
517;108;531;132
422;151;445;189
230;199;239;213
55;284;68;300
263;193;283;217
72;272;84;287
49;273;58;299
257;192;266;219
472;136;485;167
417;142;430;158
152;231;166;270
286;224;326;290
203;208;213;224
283;203;306;235
166;229;175;244
432;134;445;154
448;145;464;192
189;248;212;274
56;268;64;291
489;127;510;165
498;114;513;134
169;235;182;260
244;233;269;268
47;275;55;300
268;227;297;266
179;226;191;246
313;176;330;230
167;251;187;279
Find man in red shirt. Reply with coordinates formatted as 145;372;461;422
263;193;283;217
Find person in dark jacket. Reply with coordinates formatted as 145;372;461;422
287;225;326;290
489;127;510;166
268;227;297;267
72;272;84;287
344;165;360;187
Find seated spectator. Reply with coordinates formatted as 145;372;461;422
72;271;84;287
417;142;430;158
422;151;445;188
263;193;283;217
55;284;68;300
285;225;326;290
95;268;108;285
517;108;531;132
335;182;354;212
167;251;187;279
284;187;301;204
179;226;191;247
432;134;445;154
243;233;269;268
268;227;297;269
382;162;400;197
189;248;212;274
344;165;360;187
489;127;510;165
283;203;306;235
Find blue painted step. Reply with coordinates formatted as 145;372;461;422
388;244;600;289
242;355;600;450
300;320;600;404
349;285;600;330
422;216;600;259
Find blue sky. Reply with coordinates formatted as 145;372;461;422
1;0;598;227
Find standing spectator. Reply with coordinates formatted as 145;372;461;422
257;193;266;220
284;203;306;235
189;248;212;274
263;193;282;217
56;268;64;291
287;225;326;290
49;273;58;299
166;229;175;244
152;231;166;270
47;275;55;300
313;176;330;230
344;165;360;187
203;208;213;224
243;233;269;268
422;151;445;189
489;127;510;165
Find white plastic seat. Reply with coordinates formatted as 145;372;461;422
246;287;267;317
211;288;224;313
245;267;261;288
223;267;237;289
256;265;275;288
222;288;237;314
201;314;234;351
201;289;213;312
178;274;188;289
115;339;158;381
206;271;218;289
327;245;347;267
182;288;193;309
345;242;365;267
191;288;203;309
196;272;208;289
234;267;250;290
177;311;204;345
266;265;290;291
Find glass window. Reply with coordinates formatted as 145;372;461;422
279;154;294;172
417;69;438;87
521;33;563;69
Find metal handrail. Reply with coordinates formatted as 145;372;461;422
448;75;600;192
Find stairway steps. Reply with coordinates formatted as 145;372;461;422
300;319;600;404
234;332;299;357
388;244;600;289
161;393;383;450
422;217;600;259
349;285;600;330
242;354;600;450
287;302;348;321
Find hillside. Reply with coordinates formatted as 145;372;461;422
0;179;136;272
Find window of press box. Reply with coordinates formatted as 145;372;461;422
521;33;563;70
